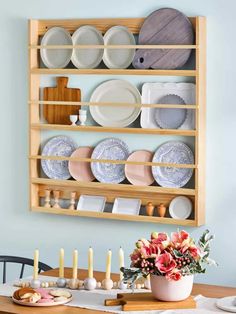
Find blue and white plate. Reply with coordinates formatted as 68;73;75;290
91;138;130;184
41;136;77;180
152;141;194;188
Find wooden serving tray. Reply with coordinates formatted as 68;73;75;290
105;292;196;311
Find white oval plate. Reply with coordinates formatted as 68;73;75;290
71;26;104;69
12;296;72;307
141;83;195;130
90;80;141;127
91;138;130;183
216;296;236;312
169;196;192;220
152;141;194;188
40;27;72;69
103;26;136;69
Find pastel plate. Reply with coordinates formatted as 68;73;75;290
40;27;72;69
12;296;72;307
41;136;77;180
216;296;236;313
152;141;194;188
103;26;136;69
125;150;154;186
71;26;104;69
169;196;192;219
69;147;95;182
90;80;141;127
91;138;130;184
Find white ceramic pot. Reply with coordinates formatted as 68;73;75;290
150;274;194;301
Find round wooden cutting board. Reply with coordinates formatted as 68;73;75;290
132;8;194;69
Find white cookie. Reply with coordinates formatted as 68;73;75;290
54;296;68;302
50;289;71;298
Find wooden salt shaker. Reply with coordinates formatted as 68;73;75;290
53;190;61;209
145;202;154;216
157;203;166;217
68;191;77;210
44;189;51;208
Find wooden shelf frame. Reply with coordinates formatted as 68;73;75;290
28;16;206;227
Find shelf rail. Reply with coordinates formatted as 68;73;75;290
29;44;198;50
29;100;197;109
29;155;196;169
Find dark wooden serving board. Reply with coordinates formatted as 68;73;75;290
105;292;196;311
43;77;81;125
133;8;194;69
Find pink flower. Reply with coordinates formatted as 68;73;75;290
151;233;170;251
130;249;141;265
140;244;160;259
166;269;182;281
189;245;200;260
155;252;176;274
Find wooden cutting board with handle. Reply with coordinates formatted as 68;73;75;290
105;293;196;311
43;77;81;124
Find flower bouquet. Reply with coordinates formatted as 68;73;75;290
121;229;216;301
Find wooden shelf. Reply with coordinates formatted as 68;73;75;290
31;206;197;226
29;16;206;227
31;178;196;196
31;123;197;136
30;68;197;77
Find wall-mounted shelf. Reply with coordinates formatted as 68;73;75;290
29;16;206;227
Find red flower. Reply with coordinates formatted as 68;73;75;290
166;269;182;281
155;252;176;274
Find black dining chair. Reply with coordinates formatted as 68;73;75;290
0;256;52;284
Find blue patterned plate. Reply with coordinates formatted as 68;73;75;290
91;138;130;184
41;136;77;180
152;141;194;188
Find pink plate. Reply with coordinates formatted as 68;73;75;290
12;296;72;307
125;150;154;186
69;147;95;182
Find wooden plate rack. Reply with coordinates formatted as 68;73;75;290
29;16;206;226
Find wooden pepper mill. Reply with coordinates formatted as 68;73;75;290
145;202;154;216
157;203;166;217
68;191;77;210
44;189;51;208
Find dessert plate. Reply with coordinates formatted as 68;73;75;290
125;150;154;186
77;195;106;212
133;8;194;69
69;147;95;182
90;80;141;127
112;198;141;215
41;136;77;180
103;26;136;69
216;296;236;312
71;26;104;68
40;27;72;69
91;138;130;183
141;83;195;130
169;196;192;219
152;141;194;188
155;94;187;129
12;296;72;307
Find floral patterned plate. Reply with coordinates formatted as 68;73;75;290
152;141;194;188
91;138;130;184
41;136;77;180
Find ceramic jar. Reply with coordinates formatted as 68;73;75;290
146;202;154;216
150;274;194;301
157;203;166;217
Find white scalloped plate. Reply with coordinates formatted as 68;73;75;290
141;83;195;130
216;296;236;312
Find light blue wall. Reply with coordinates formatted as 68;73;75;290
0;0;235;286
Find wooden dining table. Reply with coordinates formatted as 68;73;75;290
0;268;235;314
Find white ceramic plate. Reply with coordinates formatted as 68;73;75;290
169;196;192;220
112;198;141;215
71;26;104;69
40;27;72;69
91;138;130;184
77;195;106;212
103;26;136;69
216;296;236;312
90;80;141;127
141;83;195;130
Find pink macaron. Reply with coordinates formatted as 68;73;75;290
35;288;54;299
